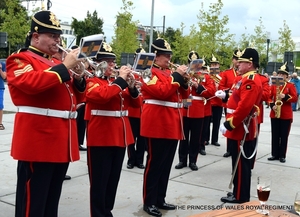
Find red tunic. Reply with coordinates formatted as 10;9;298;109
85;76;142;147
210;75;222;107
183;73;214;118
269;81;297;119
6;49;84;162
202;74;216;117
224;71;262;141
140;67;189;140
219;68;238;108
257;74;270;124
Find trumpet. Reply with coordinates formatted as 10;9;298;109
85;58;108;78
209;67;222;84
210;74;222;84
56;44;94;77
111;67;152;83
169;62;180;71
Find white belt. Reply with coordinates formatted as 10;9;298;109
227;108;235;114
91;110;128;117
191;96;204;100
144;99;183;108
17;106;78;119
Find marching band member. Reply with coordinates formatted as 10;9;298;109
175;51;205;171
206;54;223;147
218;50;241;157
198;63;216;155
84;42;142;217
126;46;146;169
217;48;262;203
267;63;297;163
141;38;189;217
6;10;85;216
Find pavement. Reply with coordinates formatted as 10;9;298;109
1;82;300;217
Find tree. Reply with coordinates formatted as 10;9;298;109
277;20;295;57
111;0;139;64
196;0;235;70
71;10;104;45
247;17;269;70
0;0;30;56
171;23;190;64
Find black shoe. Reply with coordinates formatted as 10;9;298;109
136;164;145;169
79;144;87;151
211;142;221;146
175;162;187;169
279;158;286;163
204;141;209;146
199;149;206;155
157;203;176;210
267;156;278;161
223;152;231;157
220;195;248;203
127;163;134;169
189;163;198;171
227;192;233;197
143;205;162;217
64;175;71;180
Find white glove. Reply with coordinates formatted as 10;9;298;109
215;90;226;99
219;123;227;135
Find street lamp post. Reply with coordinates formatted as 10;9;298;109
149;0;155;52
266;39;270;63
266;39;270;73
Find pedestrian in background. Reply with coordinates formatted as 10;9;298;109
0;61;6;130
290;72;300;111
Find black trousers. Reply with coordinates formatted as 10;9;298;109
76;105;86;145
229;138;255;202
199;116;210;151
127;117;146;165
270;118;292;159
224;108;232;153
178;116;203;164
143;138;177;206
15;161;69;217
88;146;125;217
209;105;223;144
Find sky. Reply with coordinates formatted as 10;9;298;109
22;0;300;44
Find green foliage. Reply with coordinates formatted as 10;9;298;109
71;10;104;45
278;20;295;56
171;23;190;64
0;0;30;56
238;17;269;70
111;0;139;65
195;0;235;70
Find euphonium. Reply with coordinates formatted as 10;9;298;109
274;85;283;118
